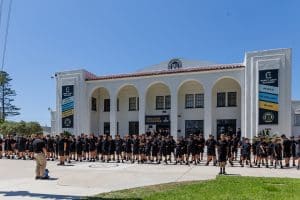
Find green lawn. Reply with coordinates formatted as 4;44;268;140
87;176;300;200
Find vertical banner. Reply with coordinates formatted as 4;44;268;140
62;85;74;128
258;69;279;124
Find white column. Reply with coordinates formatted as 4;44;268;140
170;88;178;139
110;91;117;136
241;85;246;138
138;90;146;134
204;84;212;138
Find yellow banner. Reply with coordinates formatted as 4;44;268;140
62;109;74;118
259;101;279;111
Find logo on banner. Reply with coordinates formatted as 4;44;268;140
262;112;275;123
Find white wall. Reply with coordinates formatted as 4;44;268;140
145;83;171;116
177;81;205;137
212;78;241;135
292;101;300;136
90;88;110;134
116;86;139;137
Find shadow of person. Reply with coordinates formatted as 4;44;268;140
0;190;81;199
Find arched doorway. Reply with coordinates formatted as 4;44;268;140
145;82;171;136
89;87;110;135
212;77;241;139
116;85;139;137
177;80;205;138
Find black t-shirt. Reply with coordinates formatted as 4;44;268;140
283;139;291;153
32;139;46;153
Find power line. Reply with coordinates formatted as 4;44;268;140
1;0;13;71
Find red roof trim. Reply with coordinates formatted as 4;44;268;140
86;64;245;81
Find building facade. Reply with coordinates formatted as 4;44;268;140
53;48;296;139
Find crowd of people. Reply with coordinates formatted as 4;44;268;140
0;132;300;174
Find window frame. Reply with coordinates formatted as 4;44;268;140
227;92;237;107
185;94;194;109
165;95;171;110
91;97;97;111
195;93;204;108
104;99;110;112
295;114;300;126
217;92;226;107
156;96;164;110
129;97;138;111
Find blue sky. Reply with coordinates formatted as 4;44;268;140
1;0;299;126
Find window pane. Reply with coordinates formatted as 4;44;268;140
117;98;119;111
195;94;204;108
156;96;164;110
217;92;226;107
185;94;194;108
295;114;300;126
104;99;110;112
104;122;110;135
165;95;171;109
228;92;237;107
91;97;97;111
185;120;204;137
129;121;139;135
129;97;137;111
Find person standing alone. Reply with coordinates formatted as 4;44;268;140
32;134;47;180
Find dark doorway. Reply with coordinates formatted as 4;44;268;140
217;119;236;139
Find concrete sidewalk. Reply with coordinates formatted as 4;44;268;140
0;159;299;200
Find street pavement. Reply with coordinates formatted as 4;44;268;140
0;159;299;200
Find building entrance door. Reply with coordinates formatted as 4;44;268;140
216;119;236;139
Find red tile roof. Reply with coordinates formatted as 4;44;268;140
85;64;245;81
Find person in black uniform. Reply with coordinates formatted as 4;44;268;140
273;137;283;169
186;134;194;165
114;134;123;163
139;135;146;163
76;136;83;162
0;136;3;159
159;136;168;164
198;134;205;161
226;135;234;166
231;134;239;161
124;135;132;162
252;137;259;166
291;136;297;167
257;137;269;168
193;135;201;165
205;135;217;166
217;134;228;175
46;136;55;161
240;138;252;167
17;136;26;160
151;135;159;163
132;134;140;163
89;134;97;162
96;135;103;161
145;136;152;162
57;133;67;166
69;136;76;161
83;134;90;161
102;134;110;162
175;136;185;165
282;134;292;167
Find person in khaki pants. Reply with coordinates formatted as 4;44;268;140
32;134;48;180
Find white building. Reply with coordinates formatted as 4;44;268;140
52;48;298;139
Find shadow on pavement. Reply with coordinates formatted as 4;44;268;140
87;198;142;200
0;191;81;199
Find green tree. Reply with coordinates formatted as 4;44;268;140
26;121;43;135
0;71;20;121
